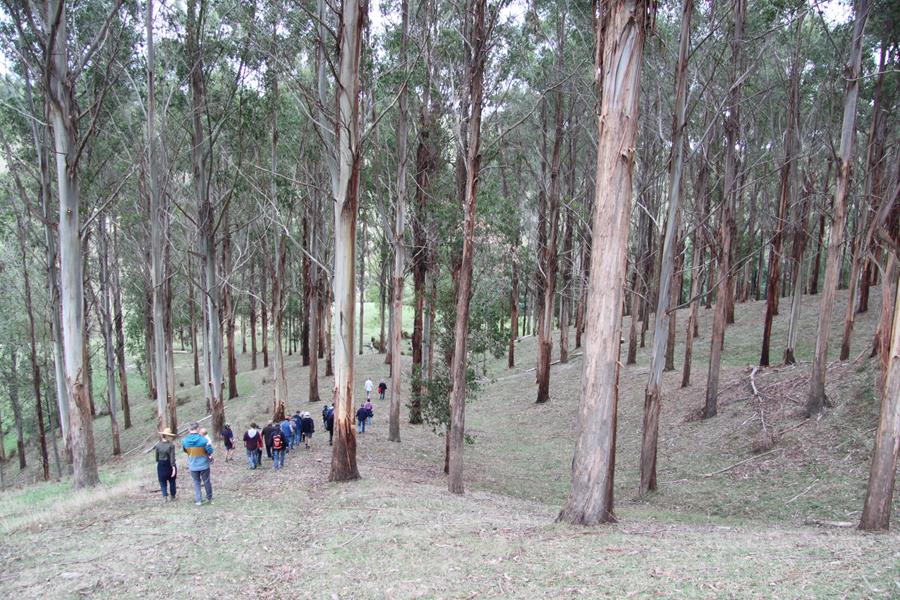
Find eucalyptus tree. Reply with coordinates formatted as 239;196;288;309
559;0;653;525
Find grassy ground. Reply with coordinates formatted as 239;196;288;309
0;286;898;598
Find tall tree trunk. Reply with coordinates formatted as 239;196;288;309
682;236;702;387
47;0;99;487
272;236;288;421
308;193;321;404
355;235;364;351
639;0;692;496
558;0;648;524
110;224;132;426
249;258;258;370
6;149;50;478
328;0;365;483
261;255;269;368
224;220;238;400
559;203;575;364
784;176;812;364
5;350;25;470
703;0;744;419
379;241;387;352
806;0;868;416
859;272;900;530
147;0;172;432
388;0;410;443
626;270;640;365
840;46;888;359
508;245;519;369
448;0;491;494
97;215;121;456
760;22;801;366
187;0;225;438
535;23;566;403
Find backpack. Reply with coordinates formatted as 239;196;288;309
272;432;283;450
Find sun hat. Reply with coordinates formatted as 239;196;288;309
159;428;176;437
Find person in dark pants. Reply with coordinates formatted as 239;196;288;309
262;421;275;460
300;412;315;449
325;404;335;445
154;428;178;502
292;411;303;447
222;424;235;462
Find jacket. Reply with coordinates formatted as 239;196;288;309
300;416;315;435
356;407;368;422
262;424;275;447
243;429;260;451
182;432;213;472
280;420;293;439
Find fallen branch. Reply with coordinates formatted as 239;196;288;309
785;481;817;505
802;518;855;529
702;448;779;478
774;418;810;437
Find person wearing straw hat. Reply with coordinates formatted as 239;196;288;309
154;428;178;502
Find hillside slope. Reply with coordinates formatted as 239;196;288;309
1;286;898;598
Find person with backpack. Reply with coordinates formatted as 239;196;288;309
271;426;286;470
262;421;275;460
363;400;374;427
325;404;335;446
222;424;235;462
377;381;387;401
300;412;315;449
243;423;262;469
292;411;303;447
154;428;178;502
182;422;214;506
356;405;369;433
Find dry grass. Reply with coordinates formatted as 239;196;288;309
1;286;898;598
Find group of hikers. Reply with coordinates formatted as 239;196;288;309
153;377;387;505
239;411;318;471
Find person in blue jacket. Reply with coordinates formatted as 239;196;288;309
291;411;303;447
182;422;214;506
280;417;294;451
356;405;368;433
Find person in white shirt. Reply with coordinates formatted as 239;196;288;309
364;378;374;400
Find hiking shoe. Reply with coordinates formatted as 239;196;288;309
195;501;202;506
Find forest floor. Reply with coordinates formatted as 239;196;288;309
1;286;899;598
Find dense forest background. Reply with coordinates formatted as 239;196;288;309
0;0;897;530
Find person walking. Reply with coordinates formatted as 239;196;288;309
363;399;374;427
325;404;334;446
154;428;178;502
364;377;374;400
280;417;294;451
262;421;275;461
356;405;368;434
300;412;315;449
377;381;387;402
182;422;214;506
222;424;235;462
292;411;303;447
243;423;262;469
271;426;286;470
